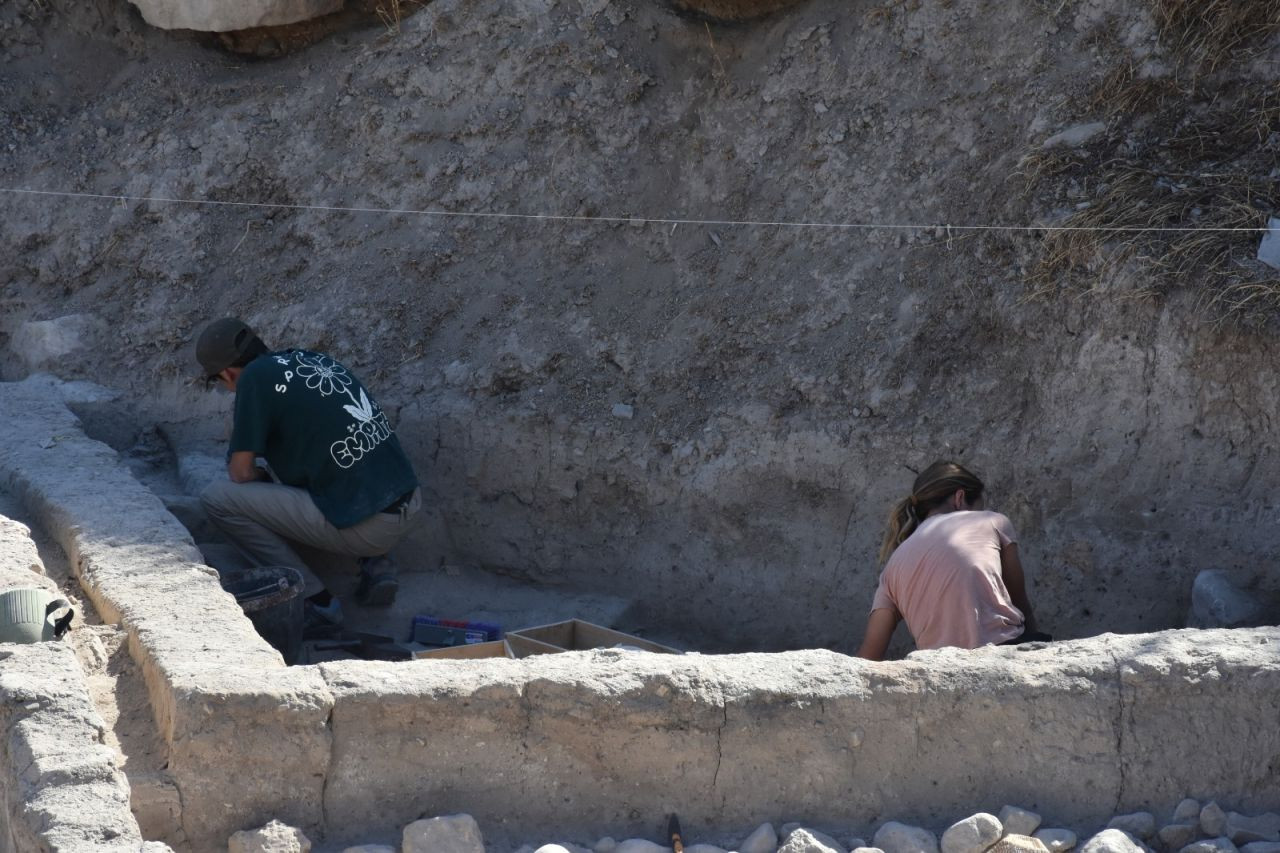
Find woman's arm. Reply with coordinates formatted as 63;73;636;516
856;607;902;661
999;543;1038;634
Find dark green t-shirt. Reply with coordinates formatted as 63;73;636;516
229;349;419;528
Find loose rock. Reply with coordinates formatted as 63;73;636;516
228;819;312;853
1226;814;1280;845
1175;802;1203;825
739;823;780;853
943;813;1004;853
875;822;941;853
1203;805;1229;838
782;829;846;853
1180;840;1239;853
403;814;485;853
1033;830;1077;853
990;835;1052;853
1242;844;1280;853
1109;814;1156;840
615;841;669;853
1042;122;1107;148
1159;825;1200;851
1079;829;1146;853
1001;809;1044;838
594;840;618;853
685;845;729;853
1187;571;1267;629
341;847;395;853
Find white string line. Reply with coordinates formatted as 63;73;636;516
0;186;1272;233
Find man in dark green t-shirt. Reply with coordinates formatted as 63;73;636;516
196;318;420;630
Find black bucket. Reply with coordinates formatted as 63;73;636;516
218;566;304;665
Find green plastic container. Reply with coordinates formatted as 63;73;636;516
0;588;73;644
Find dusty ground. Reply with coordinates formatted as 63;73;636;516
2;0;1279;655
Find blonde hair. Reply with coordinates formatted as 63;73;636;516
878;460;986;563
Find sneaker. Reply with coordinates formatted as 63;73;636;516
303;597;344;639
355;556;399;606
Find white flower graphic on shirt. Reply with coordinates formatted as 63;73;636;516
294;353;352;397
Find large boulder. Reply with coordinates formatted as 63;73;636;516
126;0;342;32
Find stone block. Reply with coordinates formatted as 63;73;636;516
739;822;779;853
1159;825;1199;851
1109;815;1156;841
875;823;940;853
1203;806;1229;839
229;819;312;852
1188;571;1269;629
127;0;344;31
943;814;1003;853
10;314;104;374
781;828;847;853
990;836;1051;853
1081;831;1145;853
403;814;485;853
1001;809;1043;838
1033;831;1076;853
1227;815;1280;846
1175;803;1203;825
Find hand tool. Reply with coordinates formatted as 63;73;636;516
669;814;684;853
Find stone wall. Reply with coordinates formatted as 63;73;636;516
2;379;1279;852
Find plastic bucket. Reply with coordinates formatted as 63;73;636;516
218;567;304;665
0;588;73;644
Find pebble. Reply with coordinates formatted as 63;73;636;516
739;823;779;853
1181;840;1239;853
942;814;1004;853
1001;808;1044;838
1226;813;1280;845
1108;813;1156;840
1175;801;1204;825
1079;829;1145;853
1203;805;1229;838
1159;825;1200;851
611;403;634;419
875;822;941;853
781;828;847;853
1033;830;1077;853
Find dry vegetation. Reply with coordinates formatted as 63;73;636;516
1024;0;1280;323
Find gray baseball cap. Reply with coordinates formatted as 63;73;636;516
195;317;256;379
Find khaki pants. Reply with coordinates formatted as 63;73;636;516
201;479;421;598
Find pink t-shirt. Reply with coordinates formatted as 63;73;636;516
871;510;1025;650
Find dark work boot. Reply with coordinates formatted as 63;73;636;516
355;555;399;606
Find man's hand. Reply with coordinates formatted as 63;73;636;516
227;451;264;484
856;607;901;661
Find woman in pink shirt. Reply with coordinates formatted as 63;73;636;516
855;461;1044;660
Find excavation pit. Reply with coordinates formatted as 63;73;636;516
2;377;1279;853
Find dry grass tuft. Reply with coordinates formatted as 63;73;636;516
1021;0;1280;323
1024;88;1280;321
1152;0;1280;72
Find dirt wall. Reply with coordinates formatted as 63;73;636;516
3;0;1280;652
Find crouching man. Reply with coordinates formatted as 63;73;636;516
195;317;420;632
